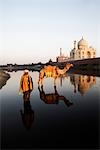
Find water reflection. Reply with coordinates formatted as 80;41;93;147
1;70;99;149
20;91;34;130
70;74;96;95
38;85;73;107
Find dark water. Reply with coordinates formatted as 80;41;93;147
0;71;100;149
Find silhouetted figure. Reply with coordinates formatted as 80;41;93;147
38;85;73;107
20;91;34;130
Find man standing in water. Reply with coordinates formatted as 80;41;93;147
19;70;34;130
19;69;33;94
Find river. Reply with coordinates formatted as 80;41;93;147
0;71;100;149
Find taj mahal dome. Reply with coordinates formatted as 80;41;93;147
70;37;96;60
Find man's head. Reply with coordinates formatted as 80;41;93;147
24;69;29;75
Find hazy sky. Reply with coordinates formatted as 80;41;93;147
0;0;100;64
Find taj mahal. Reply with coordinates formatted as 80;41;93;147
56;37;96;62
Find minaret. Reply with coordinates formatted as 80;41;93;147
73;40;76;59
60;48;62;56
74;40;76;49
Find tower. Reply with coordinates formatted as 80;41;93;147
60;48;62;56
74;40;76;49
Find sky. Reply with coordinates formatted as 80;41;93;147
0;0;100;64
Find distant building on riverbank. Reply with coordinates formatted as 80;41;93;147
56;48;69;62
70;37;96;60
56;37;96;62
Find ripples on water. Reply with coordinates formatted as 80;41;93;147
0;71;100;149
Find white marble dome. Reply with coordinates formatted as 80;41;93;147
78;37;88;47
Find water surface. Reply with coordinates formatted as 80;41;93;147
0;71;100;149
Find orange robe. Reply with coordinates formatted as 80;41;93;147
19;74;33;93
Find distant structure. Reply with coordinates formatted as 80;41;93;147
70;37;96;60
56;48;69;62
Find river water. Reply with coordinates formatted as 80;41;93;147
0;71;100;149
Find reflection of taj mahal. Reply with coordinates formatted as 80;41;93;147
70;75;96;95
70;37;96;60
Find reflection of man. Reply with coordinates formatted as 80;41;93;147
20;91;34;130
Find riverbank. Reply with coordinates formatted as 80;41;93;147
0;57;100;76
0;70;10;89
